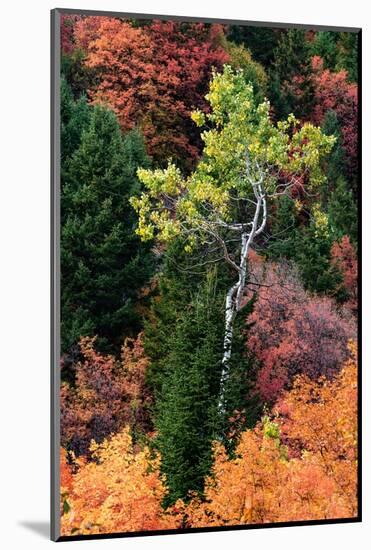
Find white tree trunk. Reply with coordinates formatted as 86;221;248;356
217;183;266;414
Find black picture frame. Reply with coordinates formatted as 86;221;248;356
51;7;362;542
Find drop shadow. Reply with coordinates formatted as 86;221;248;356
18;521;50;539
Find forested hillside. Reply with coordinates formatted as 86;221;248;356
58;14;359;536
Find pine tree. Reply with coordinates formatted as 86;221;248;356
294;223;342;295
269;29;314;119
155;270;224;505
221;296;261;454
321;110;357;243
226;26;282;68
328;177;358;244
143;238;215;394
61;104;154;355
61;48;97;100
336;32;359;82
310;31;339;71
61;77;91;162
265;194;299;260
321;109;346;186
152;262;259;505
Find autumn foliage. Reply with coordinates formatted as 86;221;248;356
246;257;356;403
61;345;357;533
331;235;358;313
59;16;359;536
73;17;229;167
61;334;152;456
311;56;358;176
60;428;180;535
61;14;82;54
186;343;357;526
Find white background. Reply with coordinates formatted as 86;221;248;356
0;0;369;547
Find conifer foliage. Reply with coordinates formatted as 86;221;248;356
59;16;359;536
155;272;224;504
61;93;154;355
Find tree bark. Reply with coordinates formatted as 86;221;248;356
218;182;266;414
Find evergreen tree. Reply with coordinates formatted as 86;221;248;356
266;199;352;298
328;177;358;244
155;271;223;505
61;48;97;100
61;104;154;355
336;32;359;82
269;29;314;119
143;238;214;395
293;222;342;295
265;192;347;296
227;26;282;68
309;31;358;82
321;109;346;186
221;296;261;454
321;110;357;243
265;194;299;260
155;268;259;505
310;31;339;71
61;77;91;162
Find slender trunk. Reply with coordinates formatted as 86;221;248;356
217;234;248;414
217;183;266;415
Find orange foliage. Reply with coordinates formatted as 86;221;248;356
61;343;357;533
275;341;358;511
331;235;358;313
61;333;152;456
185;344;358;526
60;448;73;493
74;17;229;166
61;427;180;535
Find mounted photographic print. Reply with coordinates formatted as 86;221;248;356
51;8;361;542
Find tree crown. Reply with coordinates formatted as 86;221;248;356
131;65;335;250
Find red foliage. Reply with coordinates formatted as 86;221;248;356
311;56;358;176
73;17;229;167
61;334;152;456
245;257;356;403
331;235;358;313
73;15;104;50
61;14;82;54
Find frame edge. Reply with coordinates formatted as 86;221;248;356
51;7;61;543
